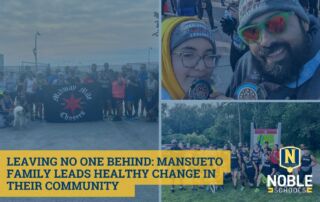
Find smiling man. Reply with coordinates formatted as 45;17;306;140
227;0;320;100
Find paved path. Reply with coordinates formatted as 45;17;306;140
0;119;158;150
0;119;159;201
0;186;159;202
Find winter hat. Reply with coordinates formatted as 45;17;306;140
238;0;309;31
170;20;216;51
162;17;216;100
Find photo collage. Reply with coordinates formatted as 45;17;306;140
0;0;319;202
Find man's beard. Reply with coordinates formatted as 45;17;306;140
253;36;309;85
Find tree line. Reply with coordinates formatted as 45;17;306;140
162;103;320;150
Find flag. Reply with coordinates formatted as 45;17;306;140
43;84;103;123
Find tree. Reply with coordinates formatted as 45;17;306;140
162;103;320;150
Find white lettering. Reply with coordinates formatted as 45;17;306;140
267;175;313;187
52;85;77;102
60;111;86;121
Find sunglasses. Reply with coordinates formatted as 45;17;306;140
238;12;293;44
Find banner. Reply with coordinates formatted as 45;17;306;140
250;123;281;148
0;150;230;197
254;129;277;148
44;84;103;123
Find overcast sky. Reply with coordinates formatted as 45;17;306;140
0;0;159;66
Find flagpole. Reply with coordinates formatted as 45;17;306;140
34;32;40;71
148;47;152;69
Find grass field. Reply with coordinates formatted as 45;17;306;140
162;183;320;202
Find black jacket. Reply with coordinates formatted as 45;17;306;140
197;0;212;9
227;15;320;100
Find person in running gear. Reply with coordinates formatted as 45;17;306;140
255;153;276;192
230;145;241;189
299;145;317;183
242;155;258;189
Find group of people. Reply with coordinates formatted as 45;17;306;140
162;0;320;100
0;63;159;128
169;140;317;193
300;0;320;17
162;0;218;30
228;142;317;192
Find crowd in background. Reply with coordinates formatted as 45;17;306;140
300;0;320;17
0;63;159;127
162;0;220;30
163;0;320;18
166;140;317;193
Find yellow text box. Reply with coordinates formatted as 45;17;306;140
0;150;230;197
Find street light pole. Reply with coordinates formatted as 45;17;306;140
33;32;40;71
237;103;242;144
148;47;152;69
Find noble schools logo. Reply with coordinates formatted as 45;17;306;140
52;85;92;121
267;146;313;193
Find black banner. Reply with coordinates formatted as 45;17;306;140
44;84;103;123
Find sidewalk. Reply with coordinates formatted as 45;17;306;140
0;120;158;150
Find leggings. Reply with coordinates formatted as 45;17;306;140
197;6;215;29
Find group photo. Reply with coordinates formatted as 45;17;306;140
161;102;320;202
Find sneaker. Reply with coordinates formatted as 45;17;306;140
170;188;175;193
206;186;210;192
179;186;185;191
255;188;260;193
212;26;218;32
112;116;121;121
240;186;245;191
210;185;216;193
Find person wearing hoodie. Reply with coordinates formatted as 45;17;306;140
162;17;225;100
227;0;320;100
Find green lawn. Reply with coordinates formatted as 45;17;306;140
162;184;320;202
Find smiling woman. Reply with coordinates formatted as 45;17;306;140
161;17;224;100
